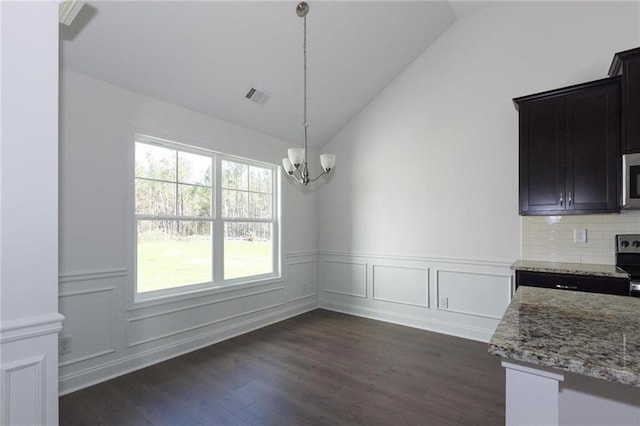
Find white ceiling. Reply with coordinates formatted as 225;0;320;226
61;1;491;148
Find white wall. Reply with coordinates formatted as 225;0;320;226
58;70;319;393
0;2;63;424
316;2;639;341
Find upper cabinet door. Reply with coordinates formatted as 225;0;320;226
515;77;621;216
564;82;620;212
518;98;565;214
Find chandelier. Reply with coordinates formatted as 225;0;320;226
282;1;335;186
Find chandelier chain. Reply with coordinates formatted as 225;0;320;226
303;14;308;129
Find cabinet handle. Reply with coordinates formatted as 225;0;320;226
556;284;578;290
560;192;564;206
568;192;572;206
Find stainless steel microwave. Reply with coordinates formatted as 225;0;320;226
623;153;640;208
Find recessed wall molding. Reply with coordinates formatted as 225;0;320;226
59;268;128;283
59;349;116;368
288;293;317;303
320;259;367;298
287;259;317;266
435;269;513;320
58;286;117;371
322;289;366;298
283;250;319;258
286;259;317;302
127;287;284;323
1;355;46;426
372;264;429;308
59;287;116;298
127;302;285;348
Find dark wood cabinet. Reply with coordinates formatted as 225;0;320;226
515;270;629;296
609;47;640;153
515;77;621;215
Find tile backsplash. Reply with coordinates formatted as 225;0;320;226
522;211;640;265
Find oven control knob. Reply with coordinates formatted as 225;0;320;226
633;241;640;248
621;240;630;248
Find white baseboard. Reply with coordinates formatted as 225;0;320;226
59;300;317;395
319;300;495;342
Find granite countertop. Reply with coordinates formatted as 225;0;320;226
512;259;629;279
489;286;640;387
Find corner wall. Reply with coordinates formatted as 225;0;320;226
58;70;319;394
316;1;639;341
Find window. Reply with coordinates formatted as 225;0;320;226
133;134;279;299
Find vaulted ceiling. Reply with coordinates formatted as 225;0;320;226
61;1;491;148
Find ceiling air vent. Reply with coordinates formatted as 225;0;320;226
244;87;270;105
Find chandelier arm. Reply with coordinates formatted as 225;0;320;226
306;170;330;183
288;172;305;184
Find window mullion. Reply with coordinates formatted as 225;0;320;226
137;214;215;220
174;152;179;216
213;155;224;282
272;174;279;276
219;217;273;223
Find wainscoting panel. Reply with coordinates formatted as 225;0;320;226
1;355;46;426
318;251;513;342
58;287;116;367
287;258;318;302
372;265;429;308
320;259;367;298
436;270;513;320
0;327;61;426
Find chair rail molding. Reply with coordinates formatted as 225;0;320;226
0;313;65;344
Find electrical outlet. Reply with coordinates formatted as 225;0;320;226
439;297;448;309
574;229;587;244
59;337;72;355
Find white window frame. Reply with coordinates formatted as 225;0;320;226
129;132;281;305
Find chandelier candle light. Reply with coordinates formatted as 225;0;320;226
282;1;335;186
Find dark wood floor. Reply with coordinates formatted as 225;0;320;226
59;309;505;425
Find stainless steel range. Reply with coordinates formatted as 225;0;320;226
615;234;640;297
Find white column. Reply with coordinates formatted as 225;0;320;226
1;1;63;425
503;360;565;426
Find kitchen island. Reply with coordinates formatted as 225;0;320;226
489;286;640;425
